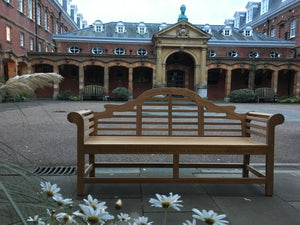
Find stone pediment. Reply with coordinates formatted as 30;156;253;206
153;20;211;42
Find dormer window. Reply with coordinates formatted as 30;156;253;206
137;23;147;35
94;20;104;32
246;2;259;23
116;22;126;33
159;22;167;31
223;26;232;36
244;26;253;37
261;0;269;15
203;24;212;34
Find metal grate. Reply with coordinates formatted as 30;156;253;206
33;166;76;176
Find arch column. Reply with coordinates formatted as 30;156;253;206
104;63;109;96
225;68;232;97
79;63;84;99
200;48;207;84
53;64;60;99
128;65;133;99
295;70;300;97
248;69;255;89
271;69;278;94
155;46;165;85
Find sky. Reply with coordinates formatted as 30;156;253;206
70;0;253;26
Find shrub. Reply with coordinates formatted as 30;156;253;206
112;87;130;100
56;90;72;100
279;97;300;103
229;89;256;103
153;82;164;88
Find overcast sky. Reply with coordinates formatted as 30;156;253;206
71;0;253;25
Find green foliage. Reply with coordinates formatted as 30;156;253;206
13;92;28;102
112;87;130;100
279;97;300;103
56;90;78;101
229;89;256;103
153;82;164;88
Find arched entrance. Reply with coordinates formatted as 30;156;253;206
109;66;128;96
166;52;195;90
59;64;79;96
207;68;226;100
34;64;54;98
84;65;104;86
133;67;152;98
277;69;295;97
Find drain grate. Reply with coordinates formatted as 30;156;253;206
33;166;76;176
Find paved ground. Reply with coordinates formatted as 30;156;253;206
1;100;300;225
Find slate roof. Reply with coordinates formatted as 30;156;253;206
53;21;296;47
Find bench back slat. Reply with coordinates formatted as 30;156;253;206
93;88;246;137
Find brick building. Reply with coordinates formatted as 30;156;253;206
0;0;85;82
1;1;300;100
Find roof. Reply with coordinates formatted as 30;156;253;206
52;21;296;48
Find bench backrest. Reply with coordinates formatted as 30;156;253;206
255;87;275;98
83;85;104;97
92;88;247;137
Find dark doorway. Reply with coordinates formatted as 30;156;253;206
167;70;185;88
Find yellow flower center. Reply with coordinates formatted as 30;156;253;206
161;201;170;208
204;217;215;225
141;223;147;225
91;203;97;210
88;216;99;224
57;201;63;206
63;215;70;222
46;190;54;197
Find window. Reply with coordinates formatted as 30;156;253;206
114;47;125;55
223;26;232;36
270;51;280;58
30;38;34;51
137;48;147;56
203;24;212;34
44;12;48;30
92;47;103;54
116;22;125;33
94;20;104;32
20;33;24;47
56;22;59;34
208;50;216;57
137;23;147;35
28;0;33;19
159;23;167;31
261;0;269;15
270;28;275;37
6;26;11;41
244;26;253;37
234;18;240;29
38;42;42;52
246;8;253;23
4;0;10;3
227;50;238;57
248;50;259;58
68;46;80;53
290;19;296;38
37;4;41;25
19;0;23;12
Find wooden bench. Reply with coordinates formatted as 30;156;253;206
67;87;284;196
255;87;278;103
83;85;105;100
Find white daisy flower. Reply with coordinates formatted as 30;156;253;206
73;204;114;224
27;215;45;225
149;192;183;211
83;194;107;210
133;216;153;225
192;209;228;225
53;195;73;207
117;212;131;222
56;212;77;224
183;219;197;225
40;181;61;198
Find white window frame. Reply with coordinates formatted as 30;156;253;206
248;50;259;58
203;25;212;34
290;19;296;38
38;42;42;52
30;38;34;51
159;23;167;31
114;47;126;55
19;0;23;12
223;26;232;36
246;8;253;23
137;23;147;35
6;26;11;41
37;4;41;25
228;50;238;58
244;27;253;37
92;47;103;54
261;0;269;15
270;28;275;37
137;48;147;56
270;51;280;58
116;22;126;33
20;33;24;47
44;12;48;30
28;0;33;19
68;46;80;54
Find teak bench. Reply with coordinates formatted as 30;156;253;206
255;87;278;103
67;88;284;196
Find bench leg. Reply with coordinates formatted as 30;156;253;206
89;154;95;177
265;154;274;196
243;154;250;177
77;151;85;196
